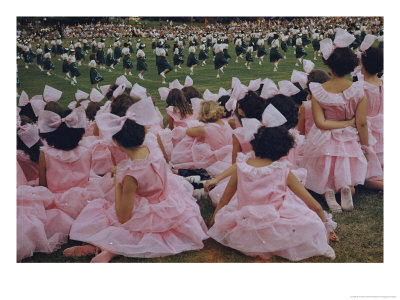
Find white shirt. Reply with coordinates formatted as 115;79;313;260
296;38;303;46
137;49;145;58
122;47;130;55
271;39;280;48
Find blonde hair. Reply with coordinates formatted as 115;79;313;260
198;100;225;123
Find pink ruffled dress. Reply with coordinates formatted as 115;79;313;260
172;120;233;176
364;80;384;167
300;82;368;194
208;152;335;261
17;185;73;261
17;150;39;184
209;125;251;206
303;100;315;137
70;133;208;258
40;143;113;219
157;107;198;162
83;120;96;137
17;161;28;187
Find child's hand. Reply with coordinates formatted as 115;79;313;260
348;118;356;128
328;231;339;243
204;178;219;192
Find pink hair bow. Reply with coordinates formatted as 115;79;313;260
248;78;262;92
203;89;219;101
158;76;194;101
260;79;300;99
95;97;159;139
17;123;40;148
99;84;111;96
320;28;355;60
43;85;62;102
115;75;132;88
291;59;315;89
241;104;288;141
90;88;104;102
225;80;249;112
360;34;377;52
130;83;147;99
113;83;126;98
68;90;90;110
18;91;46;117
38;106;87;133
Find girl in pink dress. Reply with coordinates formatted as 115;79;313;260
208;112;338;261
38;102;110;220
359;44;384;191
64;97;208;262
17;115;41;185
184;100;233;177
297;70;331;137
301;30;369;213
206;90;267;206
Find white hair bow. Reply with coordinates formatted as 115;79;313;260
320;28;355;60
260;79;300;99
158;76;193;100
291;59;315;89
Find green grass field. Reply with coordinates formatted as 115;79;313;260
17;38;383;263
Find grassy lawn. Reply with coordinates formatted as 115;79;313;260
18;38;383;263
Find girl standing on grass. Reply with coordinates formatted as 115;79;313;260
199;41;209;66
62;48;70;80
43;52;55;76
301;29;368;213
295;34;307;66
245;46;254;70
270;34;283;72
173;47;184;72
208;110;338;262
156;42;173;84
68;48;80;86
187;43;199;75
214;44;228;79
89;60;104;89
64;96;208;262
96;39;106;70
122;43;133;76
136;43;147;80
106;46;116;72
256;36;268;65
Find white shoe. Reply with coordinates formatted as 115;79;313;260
294;51;296;54
47;72;51;76
174;69;177;72
178;65;182;69
160;72;166;78
318;52;321;56
108;69;112;72
284;56;287;59
58;58;61;61
259;61;262;65
261;56;264;61
325;189;342;213
295;63;299;66
340;186;354;211
247;66;251;70
66;73;71;78
244;63;247;66
64;76;69;80
73;77;77;83
190;72;194;75
299;58;303;63
314;57;317;60
273;67;277;72
239;54;243;58
124;72;127;75
235;60;238;63
128;72;132;76
25;65;29;69
78;61;82;66
220;67;224;73
185;175;201;183
71;81;75;85
216;74;220;78
162;81;167;84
